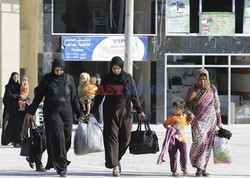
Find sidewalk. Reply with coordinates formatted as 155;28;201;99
0;124;250;178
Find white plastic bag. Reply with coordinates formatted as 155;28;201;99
74;117;104;155
213;135;232;164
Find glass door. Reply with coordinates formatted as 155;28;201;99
231;55;250;124
165;54;202;117
165;54;230;124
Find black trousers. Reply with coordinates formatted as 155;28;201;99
30;153;43;168
44;102;73;173
103;108;133;168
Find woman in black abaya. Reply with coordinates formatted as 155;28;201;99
24;58;83;177
1;72;26;147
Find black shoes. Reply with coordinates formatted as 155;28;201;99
58;171;67;177
196;169;210;177
36;166;46;172
26;157;35;169
59;173;66;177
13;143;21;148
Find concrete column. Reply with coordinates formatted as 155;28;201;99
42;0;52;74
0;0;20;127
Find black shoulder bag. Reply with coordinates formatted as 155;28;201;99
129;120;159;154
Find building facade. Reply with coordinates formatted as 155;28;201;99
1;0;250;126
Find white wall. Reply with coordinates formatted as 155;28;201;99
0;0;20;127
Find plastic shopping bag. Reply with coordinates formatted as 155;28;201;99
74;117;104;155
213;135;232;164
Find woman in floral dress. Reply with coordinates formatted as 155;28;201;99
185;69;223;177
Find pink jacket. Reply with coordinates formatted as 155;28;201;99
157;127;176;165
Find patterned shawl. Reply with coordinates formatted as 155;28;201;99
185;69;211;107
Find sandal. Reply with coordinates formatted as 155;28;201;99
172;172;179;177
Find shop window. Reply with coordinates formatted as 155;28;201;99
235;0;244;33
166;67;199;116
167;55;202;65
52;0;156;35
231;68;250;124
207;67;229;124
202;0;232;12
190;0;199;33
231;56;250;65
205;56;228;65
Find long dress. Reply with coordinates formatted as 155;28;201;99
27;72;82;173
189;85;222;170
2;82;23;145
92;72;142;168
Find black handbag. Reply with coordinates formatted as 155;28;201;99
129;120;159;154
20;120;46;156
30;125;46;154
20;137;31;156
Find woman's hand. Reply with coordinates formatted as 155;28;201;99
218;123;223;128
138;112;146;121
25;113;34;122
20;129;26;140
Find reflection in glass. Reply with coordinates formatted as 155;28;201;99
202;0;232;12
207;67;228;124
167;56;202;65
231;68;250;124
231;56;250;65
53;0;156;34
205;56;228;65
166;68;198;116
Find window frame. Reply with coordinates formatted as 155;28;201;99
165;53;250;125
51;0;158;36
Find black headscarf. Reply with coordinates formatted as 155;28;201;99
3;72;20;106
51;58;66;96
52;58;65;73
108;56;127;85
7;72;20;87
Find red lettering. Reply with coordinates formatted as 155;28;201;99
96;85;105;95
115;85;124;95
106;85;114;95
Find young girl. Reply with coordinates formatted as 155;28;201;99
85;76;98;115
78;72;90;113
19;75;29;111
163;100;192;177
